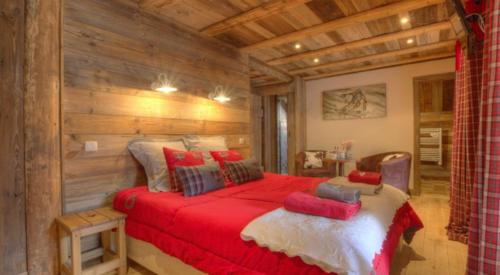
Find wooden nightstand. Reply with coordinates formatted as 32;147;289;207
56;207;127;275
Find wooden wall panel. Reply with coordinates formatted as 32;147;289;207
63;0;251;214
0;0;27;274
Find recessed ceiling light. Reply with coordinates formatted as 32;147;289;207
313;58;320;63
294;43;302;49
406;38;414;44
400;17;409;24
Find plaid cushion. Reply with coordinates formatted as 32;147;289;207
210;150;244;182
225;159;263;184
163;147;204;192
175;164;225;197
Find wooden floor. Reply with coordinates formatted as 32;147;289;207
126;192;468;275
390;193;467;274
420;179;450;196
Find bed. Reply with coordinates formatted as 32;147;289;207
113;173;423;275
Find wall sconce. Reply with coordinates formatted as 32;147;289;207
151;73;177;93
209;85;231;103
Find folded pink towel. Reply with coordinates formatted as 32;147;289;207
348;170;382;185
284;192;361;220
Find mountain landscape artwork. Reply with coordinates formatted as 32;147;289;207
322;83;387;120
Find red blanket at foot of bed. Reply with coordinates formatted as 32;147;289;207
114;173;423;275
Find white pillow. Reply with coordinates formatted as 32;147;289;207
304;151;323;169
382;153;404;162
128;138;186;192
183;135;228;163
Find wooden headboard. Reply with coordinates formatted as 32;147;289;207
62;0;251;214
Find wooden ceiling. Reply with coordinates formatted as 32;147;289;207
136;0;459;86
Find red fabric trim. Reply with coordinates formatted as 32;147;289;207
372;202;424;275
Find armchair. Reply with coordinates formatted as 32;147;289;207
295;150;337;178
356;152;412;192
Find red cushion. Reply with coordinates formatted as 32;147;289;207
348;170;382;185
210;150;244;184
209;150;244;168
163;147;204;192
284;192;361;220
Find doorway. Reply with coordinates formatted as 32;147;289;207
260;87;296;175
277;95;288;174
413;73;455;195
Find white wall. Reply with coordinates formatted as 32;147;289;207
305;58;454;188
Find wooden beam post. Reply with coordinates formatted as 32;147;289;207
287;87;296;175
293;77;307;155
241;0;446;52
262;96;278;172
250;94;263;165
0;1;27;274
24;0;62;274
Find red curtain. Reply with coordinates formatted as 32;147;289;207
467;0;500;273
447;41;482;244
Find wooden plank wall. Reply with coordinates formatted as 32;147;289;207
62;0;251;214
0;1;27;274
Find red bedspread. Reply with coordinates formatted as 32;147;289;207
113;173;423;275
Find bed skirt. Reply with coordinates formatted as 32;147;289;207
127;236;205;275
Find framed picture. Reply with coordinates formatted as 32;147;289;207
322;83;387;120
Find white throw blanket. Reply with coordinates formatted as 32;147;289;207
241;184;409;275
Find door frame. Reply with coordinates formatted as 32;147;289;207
413;72;455;195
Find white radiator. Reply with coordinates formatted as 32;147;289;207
420;128;442;165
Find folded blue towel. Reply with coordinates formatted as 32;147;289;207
316;183;361;204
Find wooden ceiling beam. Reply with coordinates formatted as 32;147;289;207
290;40;456;75
304;52;455;80
252;82;292;96
241;0;445;52
267;21;452;66
200;0;312;37
252;79;290;88
249;56;292;83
